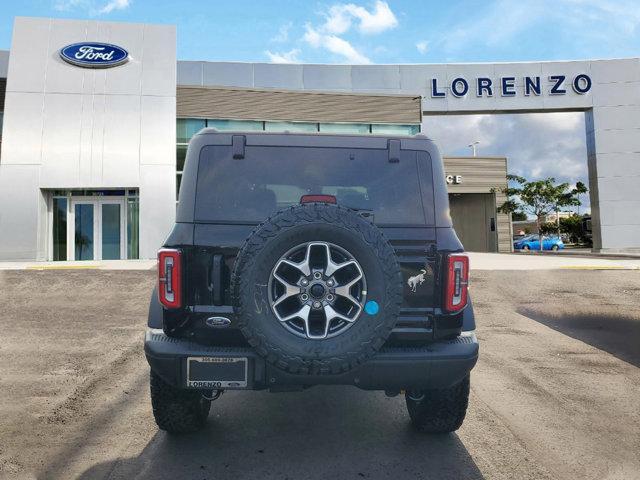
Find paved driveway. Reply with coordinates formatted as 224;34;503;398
0;267;638;479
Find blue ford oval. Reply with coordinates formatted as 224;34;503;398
60;42;129;68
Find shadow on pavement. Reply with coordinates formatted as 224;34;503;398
519;308;640;367
75;386;484;480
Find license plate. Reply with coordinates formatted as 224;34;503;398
186;356;248;388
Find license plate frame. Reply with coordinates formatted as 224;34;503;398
186;356;248;389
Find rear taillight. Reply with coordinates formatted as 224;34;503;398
444;253;469;312
158;248;182;309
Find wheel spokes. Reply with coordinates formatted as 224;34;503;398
324;304;358;323
269;241;367;340
281;304;311;323
319;243;358;278
272;272;301;307
333;273;364;308
278;243;312;277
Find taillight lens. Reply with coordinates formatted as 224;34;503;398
444;253;469;312
158;248;182;309
300;194;337;204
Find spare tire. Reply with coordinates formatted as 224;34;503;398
231;203;402;375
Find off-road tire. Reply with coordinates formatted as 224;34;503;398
150;371;211;434
232;203;403;376
405;375;470;433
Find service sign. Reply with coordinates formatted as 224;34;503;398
60;42;129;68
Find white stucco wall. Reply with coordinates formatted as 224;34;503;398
0;17;176;260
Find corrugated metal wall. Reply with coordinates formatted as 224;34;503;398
177;86;421;124
443;157;512;253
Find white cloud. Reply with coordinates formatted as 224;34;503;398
54;0;131;15
323;1;398;35
297;1;397;63
303;25;371;64
416;40;428;54
265;48;302;63
271;22;292;43
98;0;129;14
422;112;591;212
54;0;87;11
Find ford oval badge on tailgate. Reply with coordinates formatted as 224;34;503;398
205;317;232;328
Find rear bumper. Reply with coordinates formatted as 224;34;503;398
144;328;478;391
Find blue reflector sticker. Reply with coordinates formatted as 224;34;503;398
364;300;379;315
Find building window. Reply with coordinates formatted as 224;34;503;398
319;123;371;134
371;124;420;135
127;195;139;260
264;121;318;132
176;144;187;200
177;119;206;144
52;197;67;261
207;119;264;131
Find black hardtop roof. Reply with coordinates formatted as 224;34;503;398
177;127;451;228
191;128;436;151
196;127;430;140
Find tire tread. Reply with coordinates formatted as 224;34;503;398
405;375;470;433
150;371;211;434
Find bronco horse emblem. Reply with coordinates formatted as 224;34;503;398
407;269;427;292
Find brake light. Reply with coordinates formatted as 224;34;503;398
444;253;469;312
158;249;182;309
300;194;337;204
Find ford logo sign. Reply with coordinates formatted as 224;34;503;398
59;42;129;68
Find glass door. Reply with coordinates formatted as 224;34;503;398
99;200;126;260
73;202;96;261
69;198;126;260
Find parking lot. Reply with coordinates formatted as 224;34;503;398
1;259;639;479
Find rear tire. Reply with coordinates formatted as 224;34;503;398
150;370;211;434
522;244;530;251
405;375;470;433
552;245;559;251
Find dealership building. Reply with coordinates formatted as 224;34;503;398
0;17;638;261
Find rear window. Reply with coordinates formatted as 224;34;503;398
194;145;433;225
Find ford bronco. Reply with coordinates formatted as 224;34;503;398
144;130;478;434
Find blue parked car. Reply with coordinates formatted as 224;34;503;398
514;235;564;251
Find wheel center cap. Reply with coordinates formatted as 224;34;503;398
309;283;326;299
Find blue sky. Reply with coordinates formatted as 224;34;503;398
0;1;638;63
1;1;639;214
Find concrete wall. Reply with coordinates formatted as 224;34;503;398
0;17;176;260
